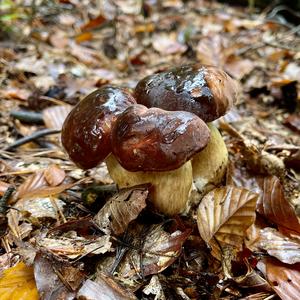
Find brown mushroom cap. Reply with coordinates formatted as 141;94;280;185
134;64;239;122
61;86;136;169
111;104;210;172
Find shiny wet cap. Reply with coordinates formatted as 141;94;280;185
111;104;210;172
61;86;136;169
134;64;240;122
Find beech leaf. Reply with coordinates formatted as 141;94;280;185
197;186;258;258
257;176;300;234
256;227;300;264
258;258;300;300
93;186;148;236
0;262;39;300
44;164;66;187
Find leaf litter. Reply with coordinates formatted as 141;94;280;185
0;0;300;299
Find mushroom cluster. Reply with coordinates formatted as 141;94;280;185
61;64;240;215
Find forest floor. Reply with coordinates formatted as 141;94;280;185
0;1;300;299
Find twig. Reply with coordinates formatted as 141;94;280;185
10;110;44;124
0;186;15;214
3;129;61;151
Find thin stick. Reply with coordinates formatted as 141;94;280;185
3;129;61;151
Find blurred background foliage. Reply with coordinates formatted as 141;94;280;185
0;0;299;41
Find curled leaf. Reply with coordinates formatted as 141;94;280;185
257;176;300;234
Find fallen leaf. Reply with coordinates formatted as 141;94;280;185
143;275;165;299
37;235;111;259
197;186;258;259
44;164;66;187
42;105;72;130
17;171;47;200
116;225;191;279
1;88;31;101
34;253;81;299
15;197;65;220
257;176;300;234
255;227;300;264
93;186;148;236
20;182;78;199
49;30;69;49
234;266;272;292
77;275;136;300
152;34;187;55
196;35;225;67
225;56;254;80
75;31;93;43
258;257;300;300
284;114;300;134
80;14;106;31
0;181;10;196
0;262;39;300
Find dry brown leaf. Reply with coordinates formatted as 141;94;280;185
44;164;66;187
239;292;275;300
20;182;77;199
255;227;300;264
69;41;101;65
0;262;39;300
42;105;72;130
15;197;65;220
258;257;300;300
80;14;106;31
78;275;136;300
17;171;47;200
284;114;300;134
234;266;272;292
257;176;300;234
75;32;93;43
37;235;111;259
196;35;226;67
225;56;254;80
0;181;10;196
1;88;30;101
197;186;258;259
117;225;191;278
49;30;69;49
34;252;83;299
152;34;187;55
93;186;148;236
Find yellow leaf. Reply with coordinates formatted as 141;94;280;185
0;262;39;300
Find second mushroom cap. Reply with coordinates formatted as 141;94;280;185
134;64;239;122
111;104;210;172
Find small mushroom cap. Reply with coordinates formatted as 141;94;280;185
61;86;136;169
111;104;210;172
134;64;240;122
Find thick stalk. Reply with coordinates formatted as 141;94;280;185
191;123;228;200
105;155;193;216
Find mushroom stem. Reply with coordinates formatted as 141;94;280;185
105;155;193;215
191;123;228;199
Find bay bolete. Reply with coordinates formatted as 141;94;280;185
106;104;210;215
61;86;136;169
134;64;240;197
